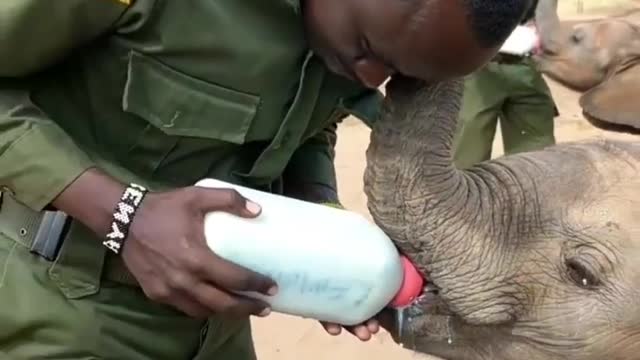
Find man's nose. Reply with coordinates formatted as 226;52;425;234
353;58;394;89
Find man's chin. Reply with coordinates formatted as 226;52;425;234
329;64;357;83
318;53;358;83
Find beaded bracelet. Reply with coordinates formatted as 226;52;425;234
103;183;148;255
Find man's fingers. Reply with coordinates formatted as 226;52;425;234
366;319;380;334
190;187;261;218
195;253;277;296
170;294;212;319
350;325;373;341
146;264;273;318
190;282;272;317
322;320;379;341
321;322;342;336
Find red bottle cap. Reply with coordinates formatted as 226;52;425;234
389;256;424;308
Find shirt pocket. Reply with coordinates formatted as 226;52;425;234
120;51;261;179
123;51;260;143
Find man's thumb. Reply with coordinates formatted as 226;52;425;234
195;187;262;217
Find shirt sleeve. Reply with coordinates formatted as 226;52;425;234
283;121;340;203
0;0;130;210
283;89;384;204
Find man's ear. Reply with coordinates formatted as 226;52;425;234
579;61;640;134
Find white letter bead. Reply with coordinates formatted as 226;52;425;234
122;188;144;205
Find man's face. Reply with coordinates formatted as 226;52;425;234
302;0;500;88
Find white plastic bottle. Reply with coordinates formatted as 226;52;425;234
499;24;540;56
195;178;423;326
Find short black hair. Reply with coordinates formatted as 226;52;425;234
461;0;535;48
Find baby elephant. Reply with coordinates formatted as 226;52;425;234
364;75;639;360
532;0;640;133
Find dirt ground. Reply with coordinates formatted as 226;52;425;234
252;2;639;359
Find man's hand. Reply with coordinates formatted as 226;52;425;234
321;319;382;341
53;169;278;319
122;186;278;318
308;199;383;341
322;308;398;342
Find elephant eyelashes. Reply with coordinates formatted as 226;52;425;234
564;257;601;289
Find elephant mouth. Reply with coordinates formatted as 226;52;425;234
413;283;450;315
531;48;561;68
531;54;595;92
399;284;506;360
399;282;458;343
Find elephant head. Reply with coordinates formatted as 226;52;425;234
364;75;640;360
532;0;640;133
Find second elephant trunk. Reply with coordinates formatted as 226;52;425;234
535;0;562;53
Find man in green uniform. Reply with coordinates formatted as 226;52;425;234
453;0;558;169
0;0;532;358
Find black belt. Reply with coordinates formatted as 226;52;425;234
0;193;139;286
492;53;527;65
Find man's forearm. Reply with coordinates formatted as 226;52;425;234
52;168;127;237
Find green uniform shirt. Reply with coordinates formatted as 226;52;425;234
0;2;385;357
0;0;383;211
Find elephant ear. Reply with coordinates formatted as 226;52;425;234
579;61;640;134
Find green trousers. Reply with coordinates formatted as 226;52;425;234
0;196;256;360
453;59;557;169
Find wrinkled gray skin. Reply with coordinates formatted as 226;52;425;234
533;0;640;133
364;75;640;360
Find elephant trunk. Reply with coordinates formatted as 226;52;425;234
535;0;562;54
364;76;535;324
364;76;468;249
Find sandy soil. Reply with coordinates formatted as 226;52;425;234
252;2;638;359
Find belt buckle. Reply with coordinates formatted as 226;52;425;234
29;211;71;261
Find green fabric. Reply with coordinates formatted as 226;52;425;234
0;92;94;210
0;0;128;77
0;0;384;208
0;232;255;360
453;59;557;169
0;0;384;358
321;201;345;209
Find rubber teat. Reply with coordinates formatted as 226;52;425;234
389;256;424;308
532;24;543;55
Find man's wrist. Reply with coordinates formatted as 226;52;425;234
51;167;128;237
102;183;148;254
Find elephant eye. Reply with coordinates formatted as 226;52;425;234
565;257;601;289
571;29;586;44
